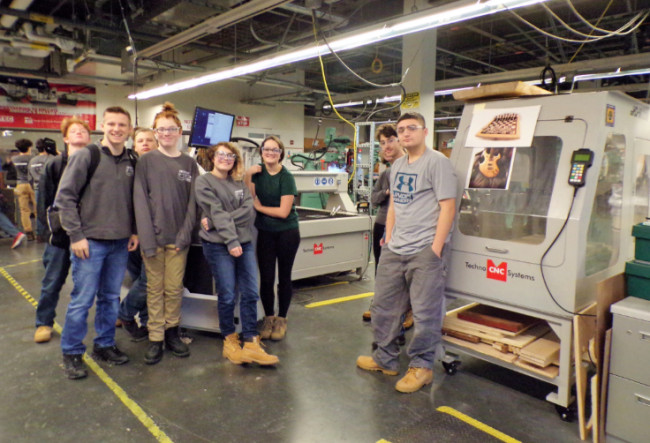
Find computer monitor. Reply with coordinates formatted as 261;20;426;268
188;106;235;148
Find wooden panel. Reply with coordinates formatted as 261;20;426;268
457;304;541;333
519;331;560;368
443;335;518;363
453;81;552;101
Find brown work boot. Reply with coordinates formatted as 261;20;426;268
402;309;414;330
223;333;249;365
356;355;398;376
241;336;279;366
259;316;275;340
362;310;371;322
395;367;433;393
271;317;287;341
34;326;52;343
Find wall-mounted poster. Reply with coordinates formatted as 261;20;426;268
465;105;541;148
466;147;516;190
0;75;96;130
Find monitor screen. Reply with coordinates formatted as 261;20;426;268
188;106;235;148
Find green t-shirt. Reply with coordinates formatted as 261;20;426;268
251;164;299;232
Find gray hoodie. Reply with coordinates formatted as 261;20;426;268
194;173;254;250
54;145;135;243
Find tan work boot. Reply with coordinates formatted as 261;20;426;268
271;317;287;341
362;310;371;322
259;316;275;340
402;309;414;330
395;367;433;393
241;336;279;366
223;333;250;365
356;355;398;376
34;326;53;343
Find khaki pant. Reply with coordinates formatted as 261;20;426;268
14;183;35;233
142;245;189;341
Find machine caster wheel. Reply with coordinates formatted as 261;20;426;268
442;361;460;375
555;404;576;422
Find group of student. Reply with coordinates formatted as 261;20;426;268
0;136;58;248
30;103;301;380
25;105;455;396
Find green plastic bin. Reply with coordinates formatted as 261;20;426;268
632;223;650;262
625;260;650;301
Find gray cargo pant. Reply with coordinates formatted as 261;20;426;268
371;244;448;371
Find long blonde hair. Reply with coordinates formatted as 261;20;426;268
207;142;244;180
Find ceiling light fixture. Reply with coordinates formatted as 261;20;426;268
129;0;550;100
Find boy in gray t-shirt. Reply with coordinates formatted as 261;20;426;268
357;112;458;394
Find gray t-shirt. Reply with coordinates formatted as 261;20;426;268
13;153;32;184
133;150;199;257
388;148;458;255
28;155;50;190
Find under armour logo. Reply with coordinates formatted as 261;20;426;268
395;173;416;192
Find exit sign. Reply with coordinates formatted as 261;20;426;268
236;116;249;127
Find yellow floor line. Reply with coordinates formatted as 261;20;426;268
305;292;373;308
2;259;41;268
0;266;174;443
437;406;521;443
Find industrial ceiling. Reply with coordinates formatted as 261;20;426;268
0;0;648;124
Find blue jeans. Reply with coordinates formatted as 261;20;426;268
0;211;19;237
201;241;259;339
118;250;148;325
61;238;129;355
35;243;71;327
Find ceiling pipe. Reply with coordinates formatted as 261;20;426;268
21;22;80;54
138;0;293;59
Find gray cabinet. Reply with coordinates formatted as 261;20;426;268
607;297;650;443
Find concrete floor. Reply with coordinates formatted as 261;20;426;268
0;239;583;442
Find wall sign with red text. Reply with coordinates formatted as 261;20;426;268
0;75;96;129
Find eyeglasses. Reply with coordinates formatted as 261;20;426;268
216;151;237;161
262;147;281;154
379;137;397;146
396;125;424;134
154;127;181;135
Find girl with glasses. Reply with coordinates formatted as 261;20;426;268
244;135;300;341
133;102;199;365
196;142;279;366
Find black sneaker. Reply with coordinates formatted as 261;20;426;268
122;319;149;342
63;354;88;380
164;326;190;358
144;341;164;365
92;345;129;365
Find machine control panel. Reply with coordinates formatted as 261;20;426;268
568;149;594;187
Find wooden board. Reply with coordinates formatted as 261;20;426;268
519;331;560;368
444;314;549;351
444;305;539;338
443;335;518;364
452;81;552;102
514;359;559;379
442;328;481;343
575;303;597;441
457;304;541;333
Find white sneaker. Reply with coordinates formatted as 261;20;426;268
11;232;26;249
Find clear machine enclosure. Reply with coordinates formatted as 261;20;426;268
445;91;650;406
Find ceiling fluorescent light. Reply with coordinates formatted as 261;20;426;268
130;0;549;100
574;67;650;82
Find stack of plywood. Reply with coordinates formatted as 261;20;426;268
443;303;560;378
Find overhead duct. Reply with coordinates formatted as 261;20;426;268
21;22;80;54
138;0;292;59
0;0;34;29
